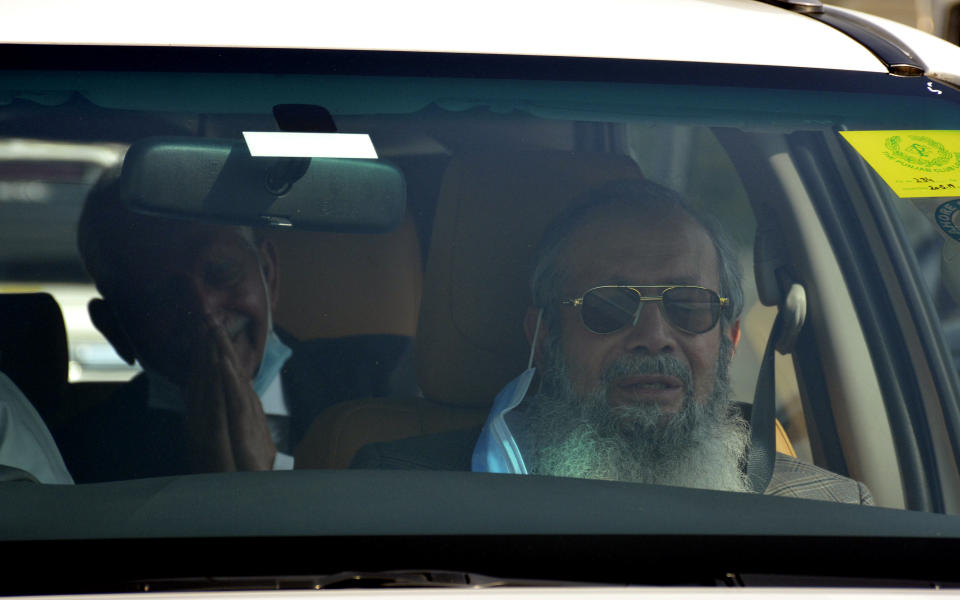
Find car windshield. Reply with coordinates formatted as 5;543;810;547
4;48;960;585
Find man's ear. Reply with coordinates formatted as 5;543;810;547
727;318;741;357
257;238;280;311
88;298;137;365
524;307;547;367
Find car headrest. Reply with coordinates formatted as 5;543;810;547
416;148;644;408
264;215;422;340
0;293;68;423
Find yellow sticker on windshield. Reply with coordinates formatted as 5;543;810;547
839;130;960;197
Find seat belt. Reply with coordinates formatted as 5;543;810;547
746;313;781;492
746;282;806;493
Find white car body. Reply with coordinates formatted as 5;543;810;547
0;0;904;71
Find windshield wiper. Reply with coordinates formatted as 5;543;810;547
136;570;604;592
314;569;590;589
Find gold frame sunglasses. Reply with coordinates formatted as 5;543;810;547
560;284;729;335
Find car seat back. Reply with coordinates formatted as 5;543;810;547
0;293;68;427
264;215;422;341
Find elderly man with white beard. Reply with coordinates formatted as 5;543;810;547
352;179;873;504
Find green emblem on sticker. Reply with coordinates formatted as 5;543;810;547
839;130;960;198
883;135;960;173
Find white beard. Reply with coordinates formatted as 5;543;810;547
515;331;750;493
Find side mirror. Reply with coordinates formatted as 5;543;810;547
120;137;405;232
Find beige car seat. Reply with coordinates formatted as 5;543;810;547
264;217;422;341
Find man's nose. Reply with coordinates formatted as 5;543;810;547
622;300;676;354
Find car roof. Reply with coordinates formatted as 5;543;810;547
836;6;960;84
1;0;893;73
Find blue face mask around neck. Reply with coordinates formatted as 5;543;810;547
471;367;534;474
470;309;544;475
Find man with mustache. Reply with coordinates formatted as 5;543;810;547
354;179;873;503
60;170;414;482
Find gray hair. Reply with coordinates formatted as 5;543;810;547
530;178;743;334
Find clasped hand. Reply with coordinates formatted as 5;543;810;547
183;318;276;472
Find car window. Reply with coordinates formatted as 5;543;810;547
3;50;960;549
0;150;135;383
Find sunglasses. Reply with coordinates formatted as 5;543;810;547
560;285;729;335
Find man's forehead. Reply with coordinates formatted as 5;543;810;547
115;219;257;275
133;219;251;252
563;207;718;287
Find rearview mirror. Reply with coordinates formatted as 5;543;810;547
119;137;405;232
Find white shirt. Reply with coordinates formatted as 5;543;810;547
0;372;74;484
261;374;294;470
